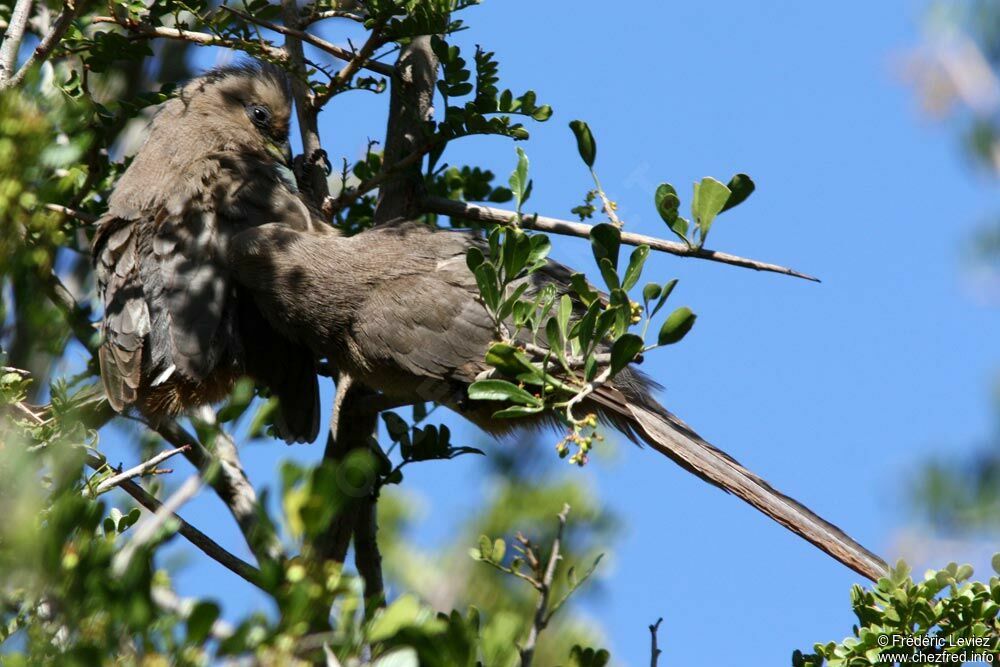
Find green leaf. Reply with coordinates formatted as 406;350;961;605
568;120;597;167
546;317;564;360
368;595;443;642
474;263;500;311
478;535;492;560
485;342;546;384
991;553;1000;575
691;177;731;243
468;379;541;406
721;173;755;212
492;538;506;563
597;258;620;292
527;232;552;268
622;245;649;291
654;183;680;225
466;246;485;272
569;273;599;307
651;278;678;317
658;307;697;345
590;223;622;270
610;334;644;374
642;283;662;309
186;601;220;645
558;294;573;337
492;404;545;418
509;147;530;206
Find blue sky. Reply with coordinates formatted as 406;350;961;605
95;1;1000;664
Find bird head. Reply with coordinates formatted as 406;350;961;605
179;61;294;166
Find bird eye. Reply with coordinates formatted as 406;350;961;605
247;104;271;127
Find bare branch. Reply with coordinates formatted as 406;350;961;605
304;9;366;25
373;35;438;223
279;0;330;202
423;196;821;282
111;472;205;576
3;0;84;91
0;0;34;87
323;144;432;216
156;414;283;563
91;16;286;61
88;445;190;496
85;453;262;586
649;617;663;667
224;7;393;77
315;14;388;107
313;373;378;565
520;504;570;667
44;202;97;224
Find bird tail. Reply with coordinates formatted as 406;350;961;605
607;392;887;581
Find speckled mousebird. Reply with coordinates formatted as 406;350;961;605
225;219;889;581
92;62;329;443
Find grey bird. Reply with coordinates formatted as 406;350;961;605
225;219;889;581
92;62;328;442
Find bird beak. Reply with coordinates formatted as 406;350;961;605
267;139;293;167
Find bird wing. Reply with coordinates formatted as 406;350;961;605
352;238;497;389
93;215;151;412
151;152;325;381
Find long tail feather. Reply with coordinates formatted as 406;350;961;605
625;401;887;581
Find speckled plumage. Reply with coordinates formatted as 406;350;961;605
92;62;328;443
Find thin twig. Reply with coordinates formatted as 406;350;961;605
41;270;97;354
91;16;287;62
649;617;663;667
0;0;34;87
89;445;190;495
3;0;83;91
84;453;263;586
303;9;366;25
182;406;285;562
44;202;97;224
520;504;570;667
423;196;821;282
324;144;432;215
111;472;205;576
117;481;260;586
315;14;388;106
222;7;393;77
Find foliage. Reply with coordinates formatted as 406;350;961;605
795;559;1000;666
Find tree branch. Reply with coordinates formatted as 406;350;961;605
2;0;85;91
85;453;262;587
315;14;388;107
649;617;663;667
156;413;284;563
423;196;821;282
373;35;438;223
0;0;33;87
87;445;190;496
224;7;393;78
313;373;378;563
520;504;569;667
280;0;329;201
111;472;205;576
91;16;286;62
